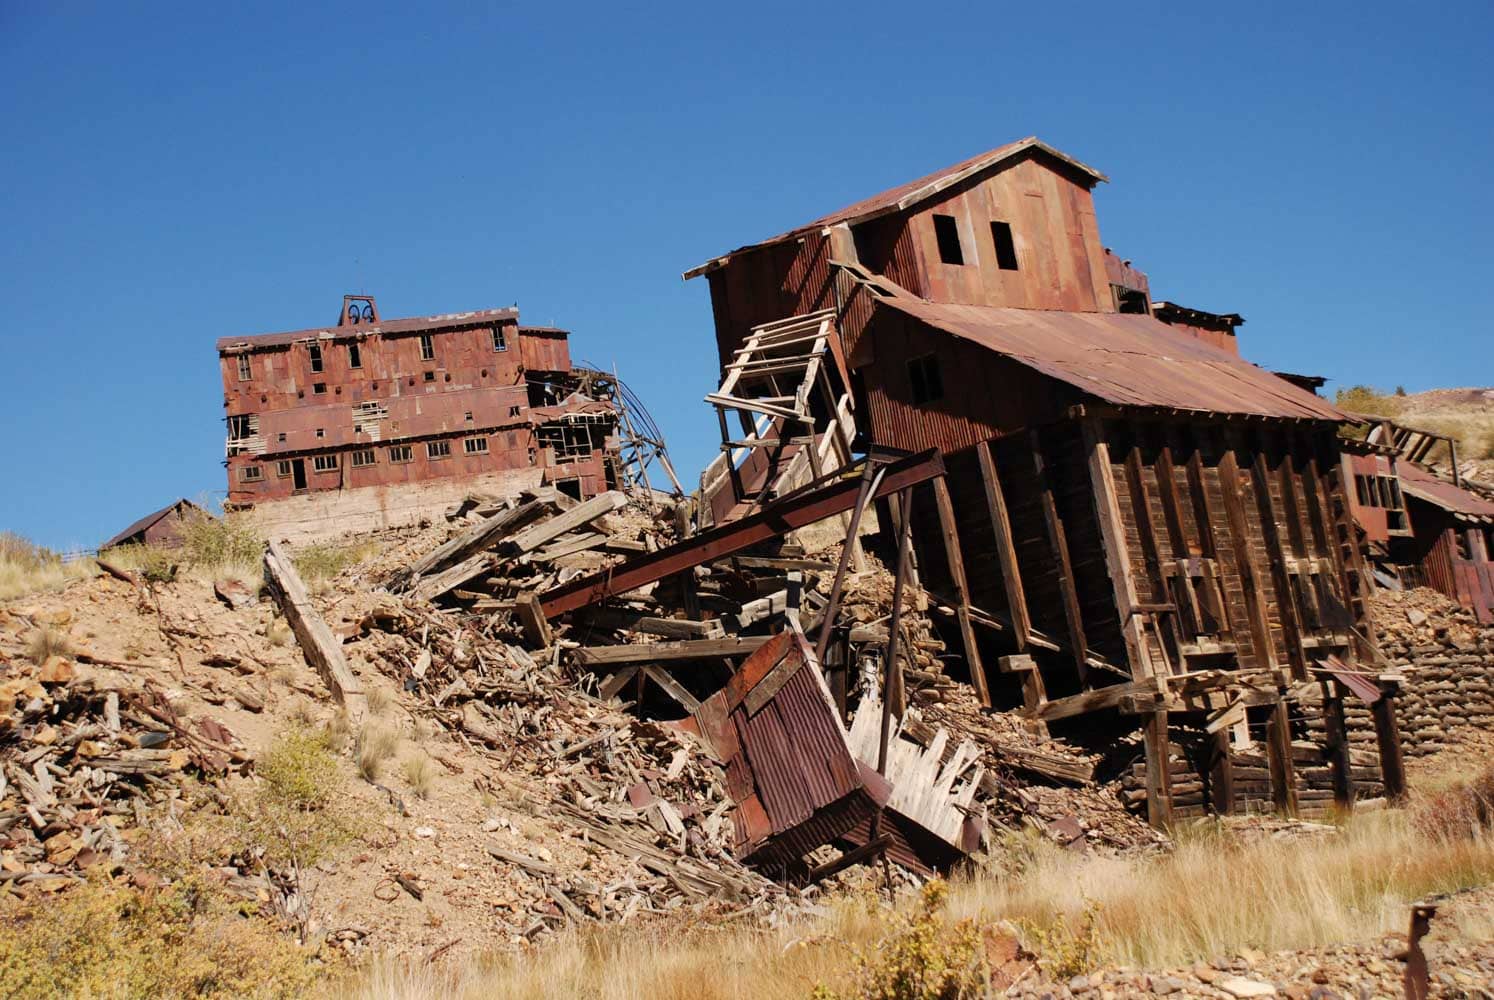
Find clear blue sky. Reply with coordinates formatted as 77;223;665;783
3;2;1490;551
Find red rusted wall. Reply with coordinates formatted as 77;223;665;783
520;328;572;372
1157;320;1239;356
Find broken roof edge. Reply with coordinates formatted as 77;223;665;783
682;136;1107;281
1151;300;1246;328
217;307;524;353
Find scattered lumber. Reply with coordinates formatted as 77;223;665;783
264;541;363;712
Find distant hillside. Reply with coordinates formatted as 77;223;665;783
1335;384;1494;484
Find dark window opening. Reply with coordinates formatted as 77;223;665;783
932;214;964;265
388;445;412;464
1113;285;1148;314
309;343;323;373
312;454;338;472
240;465;262;482
509;405;522;417
419;333;435;361
492;327;508;352
907;354;944;405
990;221;1019;271
291;459;307;492
423;371;436;382
236;354;252;381
464;437;488;455
227;414;255;440
313;382;327;395
555;477;582;501
427;440;451;459
351;449;376;468
315;428;325;438
348;342;362;369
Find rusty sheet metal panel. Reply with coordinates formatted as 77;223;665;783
1103;249;1151;296
1323;655;1384;705
1397;461;1494;521
217;308;519;351
673;630;889;868
519;327;572;372
868;296;1345;423
255;384;529;457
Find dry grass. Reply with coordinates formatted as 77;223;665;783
356;723;400;782
340;789;1494;1000
364;686;394;716
25;624;72;664
1335;385;1494;461
401;753;438;799
0;532;95;601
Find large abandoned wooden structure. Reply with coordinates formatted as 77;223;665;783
216;295;622;544
686;137;1405;826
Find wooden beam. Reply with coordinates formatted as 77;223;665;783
264;541;363;714
1002;655;1049;737
1321;678;1355;810
977;439;1031;648
1151;437;1191;558
1031;680;1151;721
932;476;990;706
515;591;554;648
572;635;774;668
406;497;546;579
1143;709;1175;829
1084;420;1155;680
575;607;725;640
1215;434;1278;671
641;665;702;714
1246;434;1309;680
1208;729;1235;816
507;491;628;554
1031;430;1089;684
1372;693;1407;801
1265;700;1299;816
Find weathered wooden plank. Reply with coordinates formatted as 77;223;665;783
264;541;363;713
1030;430;1088;683
507;491;628;554
932;476;990;706
641;666;702;714
1248;435;1308;680
1266;700;1299;816
407;497;547;579
977;439;1031;648
572;635;774;668
1143;709;1174;829
576;607;726;640
1215;437;1278;671
1084;420;1154;680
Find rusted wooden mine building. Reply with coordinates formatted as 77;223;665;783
217;295;620;544
686;137;1404;826
99;498;210;551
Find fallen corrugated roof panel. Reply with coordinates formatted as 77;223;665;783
1396;461;1494;521
874;296;1347;422
685;137;1107;278
217;308;521;352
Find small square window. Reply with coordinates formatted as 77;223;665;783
276;460;293;477
509;405;522;417
236;354;252;381
240;465;262;482
351;449;376;468
464;411;473;421
907;354;944;404
492;327;508;352
419;333;434;361
427;440;451;460
388;445;413;464
990;221;1019;271
933;214;964;265
424;371;436;383
348;342;362;369
313;382;327;395
313;454;339;472
315;428;325;439
309;343;324;373
464;437;488;455
278;432;287;443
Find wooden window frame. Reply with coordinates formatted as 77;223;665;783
464;437;488;455
419;333;435;361
492;326;508;352
351;449;376;468
427;440;452;460
275;460;293;478
240;465;263;482
236;354;252;381
312;454;339;473
388;445;413;464
309;342;323;373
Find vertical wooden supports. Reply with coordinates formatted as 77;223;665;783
1265;699;1299;816
977;439;1031;649
1373;691;1408;801
932;476;991;706
1031;430;1089;684
880;487;915;774
1208;729;1235;816
1321;679;1355;810
1249;437;1309;680
999;654;1048;737
1216;436;1278;671
1143;709;1175;829
1084;419;1154;681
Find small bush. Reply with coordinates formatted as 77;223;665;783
1414;767;1494;841
1334;384;1404;418
108;543;180;583
25;625;71;665
364;686;394;716
402;754;438;799
293;540;378;584
236;727;357;870
0;533;93;600
181;514;263;571
1020;900;1101;980
816;880;987;1000
0;874;319;999
356;723;399;782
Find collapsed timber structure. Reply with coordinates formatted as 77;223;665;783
680;136;1407;827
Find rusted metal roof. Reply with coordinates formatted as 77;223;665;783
100;498;209;550
1151;301;1244;328
684;137;1107;279
1397;461;1494;522
873;296;1347;422
217;308;521;353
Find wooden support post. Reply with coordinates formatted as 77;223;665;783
1143;709;1175;829
933;475;991;706
1208;728;1235;816
515;591;554;649
1031;430;1089;684
1084;420;1155;680
1265;700;1299;816
1322;679;1355;810
977;439;1031;649
1372;693;1407;801
1000;654;1048;737
1216;435;1278;671
880;488;915;773
1248;437;1309;680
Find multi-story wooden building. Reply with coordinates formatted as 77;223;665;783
686;137;1403;825
217;295;618;544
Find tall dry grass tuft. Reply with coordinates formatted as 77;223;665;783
0;532;95;601
356;723;400;782
25;624;72;664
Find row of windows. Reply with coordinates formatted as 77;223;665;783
237;437;493;482
932;214;1020;271
234;326;508;382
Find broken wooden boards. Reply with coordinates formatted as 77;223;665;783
264;540;363;715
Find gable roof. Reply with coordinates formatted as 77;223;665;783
683;137;1107;279
872;296;1346;423
217;308;520;353
100;499;209;550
